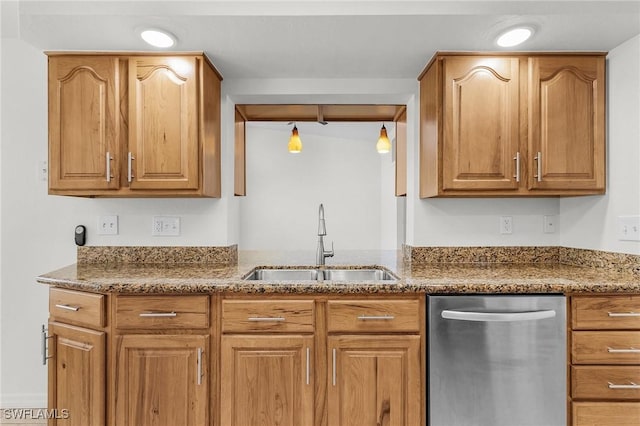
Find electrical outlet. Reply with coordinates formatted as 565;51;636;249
38;160;48;181
152;216;180;236
500;216;513;234
543;215;557;234
618;216;640;241
97;215;118;235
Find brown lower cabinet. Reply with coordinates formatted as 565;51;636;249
114;335;209;426
327;335;421;426
570;295;640;426
45;290;425;426
47;321;105;426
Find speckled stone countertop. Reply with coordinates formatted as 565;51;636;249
36;249;640;295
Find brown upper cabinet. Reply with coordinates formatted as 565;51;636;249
47;52;222;197
419;52;606;197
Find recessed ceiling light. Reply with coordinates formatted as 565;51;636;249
496;27;533;47
140;29;176;48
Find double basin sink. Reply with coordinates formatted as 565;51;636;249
243;266;398;282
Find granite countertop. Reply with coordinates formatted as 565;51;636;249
36;250;640;295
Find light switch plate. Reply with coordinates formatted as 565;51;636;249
543;215;557;234
97;215;118;235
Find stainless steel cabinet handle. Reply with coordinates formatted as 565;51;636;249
197;348;203;386
306;347;310;385
41;325;52;366
608;312;640;317
55;304;80;312
607;347;640;353
127;152;135;183
513;152;521;182
533;151;542;182
247;317;285;322
332;348;337;386
106;152;113;182
608;381;640;389
357;315;395;321
441;309;556;322
139;312;177;318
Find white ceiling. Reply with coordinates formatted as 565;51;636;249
3;0;640;79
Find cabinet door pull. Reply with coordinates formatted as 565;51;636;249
247;317;285;322
533;151;542;182
332;348;337;386
513;152;521;182
607;347;640;353
106;152;113;182
127;152;135;183
306;347;310;385
357;315;395;321
197;348;203;386
608;381;640;389
41;325;53;365
608;312;640;317
139;312;177;318
55;304;80;312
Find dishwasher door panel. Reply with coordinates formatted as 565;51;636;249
428;295;566;426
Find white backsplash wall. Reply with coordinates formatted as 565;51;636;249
560;34;640;255
238;123;398;251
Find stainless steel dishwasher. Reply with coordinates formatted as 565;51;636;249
428;295;566;426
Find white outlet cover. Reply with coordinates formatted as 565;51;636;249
543;215;557;234
618;216;640;241
500;216;513;234
152;216;180;236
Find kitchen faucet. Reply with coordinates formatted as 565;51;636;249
316;204;334;266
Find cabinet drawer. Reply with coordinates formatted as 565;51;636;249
327;299;420;333
115;295;209;329
222;300;314;333
573;331;640;364
573;296;640;330
49;288;105;328
572;402;640;426
572;366;640;400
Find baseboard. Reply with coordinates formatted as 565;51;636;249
0;394;47;408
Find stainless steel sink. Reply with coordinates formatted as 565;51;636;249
243;268;320;281
242;267;398;282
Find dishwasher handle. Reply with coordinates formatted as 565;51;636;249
441;309;557;322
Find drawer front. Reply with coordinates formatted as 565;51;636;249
222;300;314;333
572;402;640;426
572;366;640;400
115;295;209;329
573;331;640;364
573;296;640;330
327;299;420;333
49;288;105;328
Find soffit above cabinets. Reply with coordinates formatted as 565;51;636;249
235;104;406;123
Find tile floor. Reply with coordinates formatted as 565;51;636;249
0;409;48;425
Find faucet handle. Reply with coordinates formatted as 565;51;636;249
325;241;335;258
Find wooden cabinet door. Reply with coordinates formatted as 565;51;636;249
48;322;105;426
115;334;208;426
328;335;421;426
129;56;199;190
442;56;520;191
528;56;605;191
48;56;120;191
220;335;314;426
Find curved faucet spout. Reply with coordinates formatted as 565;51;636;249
316;203;334;265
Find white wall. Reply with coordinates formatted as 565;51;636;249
559;34;640;255
239;123;396;251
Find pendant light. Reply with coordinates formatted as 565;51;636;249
288;124;302;153
376;124;391;154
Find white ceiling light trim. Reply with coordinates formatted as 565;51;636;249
496;27;534;47
140;29;176;48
